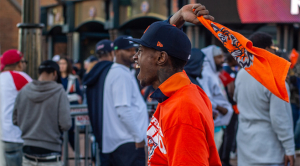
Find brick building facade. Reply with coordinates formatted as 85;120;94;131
0;0;58;54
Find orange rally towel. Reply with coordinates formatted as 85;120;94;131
290;48;299;69
197;16;291;102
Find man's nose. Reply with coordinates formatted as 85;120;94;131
133;52;138;61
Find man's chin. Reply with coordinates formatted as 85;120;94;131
139;77;150;87
140;80;149;88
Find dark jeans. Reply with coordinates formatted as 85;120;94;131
3;142;23;166
220;113;238;164
100;152;113;166
107;142;145;166
68;119;75;150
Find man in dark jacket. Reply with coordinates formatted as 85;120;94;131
83;37;149;166
82;39;114;166
13;60;72;165
184;48;205;88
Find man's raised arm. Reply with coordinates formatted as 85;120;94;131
169;4;214;28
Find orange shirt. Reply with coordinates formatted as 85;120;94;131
147;71;221;166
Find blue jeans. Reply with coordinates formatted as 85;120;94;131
3;142;23;166
291;103;300;149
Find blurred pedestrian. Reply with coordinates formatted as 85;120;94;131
198;45;233;150
58;57;82;151
129;4;220;165
219;53;239;166
85;55;100;73
289;75;300;152
0;49;32;166
81;55;98;105
288;52;300;151
83;37;148;166
184;48;205;88
13;60;71;166
59;57;82;104
74;60;85;80
234;32;295;166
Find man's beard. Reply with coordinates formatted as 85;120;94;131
216;64;223;72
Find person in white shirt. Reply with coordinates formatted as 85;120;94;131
234;32;295;166
0;49;32;166
83;36;148;166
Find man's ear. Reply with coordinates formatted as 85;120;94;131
157;51;169;66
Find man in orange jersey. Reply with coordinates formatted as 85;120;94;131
126;4;221;166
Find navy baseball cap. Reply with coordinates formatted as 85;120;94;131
95;39;113;53
113;35;138;50
126;21;191;61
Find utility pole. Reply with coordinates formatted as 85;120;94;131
17;0;44;78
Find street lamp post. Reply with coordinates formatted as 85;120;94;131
17;0;44;78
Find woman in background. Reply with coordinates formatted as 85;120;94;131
59;57;82;105
59;57;82;150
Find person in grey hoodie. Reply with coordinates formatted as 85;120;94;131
12;60;72;165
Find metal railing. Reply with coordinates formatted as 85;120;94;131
63;102;158;166
63;105;98;166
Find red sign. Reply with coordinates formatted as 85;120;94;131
71;108;90;126
237;0;300;23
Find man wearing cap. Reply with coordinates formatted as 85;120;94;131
84;37;148;166
85;39;114;74
83;39;115;165
13;60;71;165
128;4;221;166
0;49;32;165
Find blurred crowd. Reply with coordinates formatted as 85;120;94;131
0;4;299;166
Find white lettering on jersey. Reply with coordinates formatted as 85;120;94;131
147;116;167;161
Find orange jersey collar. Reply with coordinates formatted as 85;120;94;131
150;71;191;103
